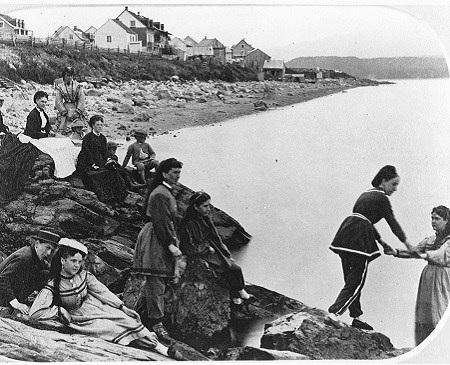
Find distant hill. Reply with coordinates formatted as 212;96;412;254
285;56;449;79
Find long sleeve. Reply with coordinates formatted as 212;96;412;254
122;144;133;167
55;87;66;114
384;199;407;243
85;272;122;308
397;237;434;259
148;191;178;248
0;256;27;305
426;239;450;266
29;283;59;320
75;85;85;112
24;109;48;139
179;220;211;256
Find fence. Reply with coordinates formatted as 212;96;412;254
0;32;164;59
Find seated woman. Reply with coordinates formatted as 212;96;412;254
67;118;86;147
23;91;55;139
178;191;255;310
76;115;128;204
385;205;450;345
29;238;184;360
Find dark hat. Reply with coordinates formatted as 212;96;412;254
62;67;75;76
133;129;148;137
107;141;118;148
30;229;60;246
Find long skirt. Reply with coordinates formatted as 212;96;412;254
415;263;450;345
83;167;128;202
69;294;153;346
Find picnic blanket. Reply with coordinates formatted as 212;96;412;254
18;134;80;178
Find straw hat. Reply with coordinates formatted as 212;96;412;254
58;238;88;255
133;129;148;137
30;229;60;246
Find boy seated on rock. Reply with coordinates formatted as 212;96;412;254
107;141;145;190
122;129;159;184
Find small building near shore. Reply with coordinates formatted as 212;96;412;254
232;38;255;63
243;48;271;73
197;37;227;64
50;26;87;45
263;59;286;80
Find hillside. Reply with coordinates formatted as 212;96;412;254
286;56;449;79
0;42;258;84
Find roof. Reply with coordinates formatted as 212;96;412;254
111;19;137;35
188;46;214;56
246;48;270;58
0;13;15;25
183;36;198;46
51;26;86;41
263;59;285;69
197;37;225;49
123;8;170;34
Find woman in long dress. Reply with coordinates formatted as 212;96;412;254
385;205;450;345
327;165;412;330
133;158;183;343
29;238;184;360
76;115;127;204
178;191;255;310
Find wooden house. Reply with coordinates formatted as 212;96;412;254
116;6;171;54
243;48;271;72
95;19;141;52
84;26;97;44
197;37;226;64
232;38;255;62
0;13;32;38
183;36;198;47
263;59;286;80
51;26;86;45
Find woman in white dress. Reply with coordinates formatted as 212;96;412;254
29;238;184;360
385;205;450;345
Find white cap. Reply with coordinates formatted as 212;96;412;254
58;238;88;255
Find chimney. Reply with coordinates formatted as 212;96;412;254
125;6;128;10
149;19;153;27
74;26;78;31
161;24;164;31
137;12;140;15
21;20;25;28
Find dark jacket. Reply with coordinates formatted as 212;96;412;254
0;246;49;306
76;132;108;175
330;188;407;260
133;184;179;277
23;107;51;139
0;112;9;133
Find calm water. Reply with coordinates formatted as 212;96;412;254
118;79;450;349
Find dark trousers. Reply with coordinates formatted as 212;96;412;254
141;276;168;321
220;262;245;299
328;252;369;318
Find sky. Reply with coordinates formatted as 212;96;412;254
3;2;450;60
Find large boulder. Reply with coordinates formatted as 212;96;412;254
260;310;409;360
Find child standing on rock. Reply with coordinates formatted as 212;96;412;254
122;129;159;184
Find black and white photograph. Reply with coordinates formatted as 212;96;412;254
1;1;450;363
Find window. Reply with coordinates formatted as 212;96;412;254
0;21;4;28
107;36;112;42
130;20;135;27
69;34;73;39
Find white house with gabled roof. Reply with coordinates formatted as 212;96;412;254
95;18;141;52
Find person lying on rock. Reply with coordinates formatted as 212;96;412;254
122;129;159;184
29;238;184;361
0;229;60;315
178;191;256;311
23;91;56;139
76;115;128;205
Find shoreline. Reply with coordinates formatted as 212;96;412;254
0;78;385;142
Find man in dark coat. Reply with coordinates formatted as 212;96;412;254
23;91;55;139
0;229;60;314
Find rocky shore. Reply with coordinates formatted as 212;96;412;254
0;77;386;140
0;76;409;361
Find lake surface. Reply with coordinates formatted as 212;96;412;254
119;79;450;349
